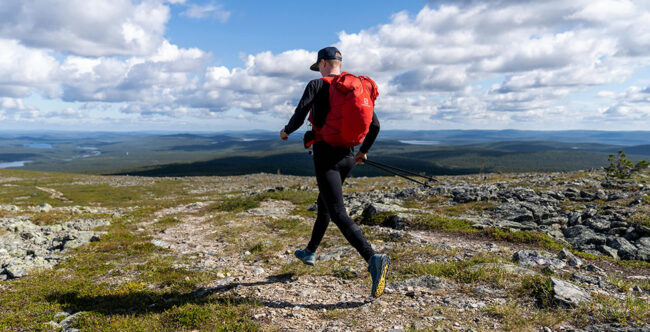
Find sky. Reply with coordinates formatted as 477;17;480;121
1;0;650;132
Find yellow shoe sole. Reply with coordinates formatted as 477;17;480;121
374;264;388;297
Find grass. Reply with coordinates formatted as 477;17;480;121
517;275;554;308
574;294;650;327
0;173;262;331
212;196;260;213
483;301;567;331
257;189;317;207
398;253;505;284
408;215;567;251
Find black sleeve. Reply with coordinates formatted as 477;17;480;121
283;80;322;134
359;112;380;154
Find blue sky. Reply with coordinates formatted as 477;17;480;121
1;0;650;132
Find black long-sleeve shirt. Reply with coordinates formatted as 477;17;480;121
284;77;380;153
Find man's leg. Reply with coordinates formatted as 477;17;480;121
315;162;375;262
306;193;330;253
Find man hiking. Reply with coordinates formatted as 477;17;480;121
280;46;390;298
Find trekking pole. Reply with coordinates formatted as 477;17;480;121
362;159;432;187
364;159;438;183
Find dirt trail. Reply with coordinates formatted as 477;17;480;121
35;186;71;202
143;200;555;331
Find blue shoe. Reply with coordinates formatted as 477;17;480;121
368;254;390;298
294;248;315;266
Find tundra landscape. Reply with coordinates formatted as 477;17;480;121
1;165;648;331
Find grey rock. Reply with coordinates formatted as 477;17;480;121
318;247;355;262
494;203;534;222
392;274;454;290
571;272;599;285
586;218;611;232
598;245;619;259
585;264;604;273
3;264;28;279
38;203;52;212
558;248;583;268
360;203;406;226
639;237;650;248
568;323;650;332
551;277;591;307
636;248;650;262
564;225;606;247
607;237;638;260
45;321;60;329
60;311;85;330
513;250;566;269
383;213;410;230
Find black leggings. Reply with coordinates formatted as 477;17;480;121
306;142;375;262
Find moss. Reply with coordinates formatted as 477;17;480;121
213;196;260;212
482;228;565;251
410;215;479;233
257;189;317;207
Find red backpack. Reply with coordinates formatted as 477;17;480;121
308;72;379;148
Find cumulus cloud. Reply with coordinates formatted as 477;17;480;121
0;0;169;57
2;0;650;129
0;39;59;98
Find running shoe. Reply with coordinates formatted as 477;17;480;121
294;248;315;266
368;254;390;298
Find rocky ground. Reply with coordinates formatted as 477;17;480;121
0;169;649;331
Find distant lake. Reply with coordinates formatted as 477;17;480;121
24;143;52;149
399;140;440;145
0;161;32;168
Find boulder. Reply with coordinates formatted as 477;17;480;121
563;225;606;247
361;203;407;226
494;203;534;222
38;203;52;213
586;218;611;232
557;248;583;268
607;237;638;260
513;250;566;269
598;245;619;259
551;277;591;307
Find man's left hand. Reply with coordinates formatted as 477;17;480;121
354;151;367;165
280;129;289;141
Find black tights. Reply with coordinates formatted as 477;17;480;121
306;142;375;262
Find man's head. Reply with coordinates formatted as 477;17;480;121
310;47;342;76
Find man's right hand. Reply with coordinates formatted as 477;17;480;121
280;129;289;141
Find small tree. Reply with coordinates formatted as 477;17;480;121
605;150;649;179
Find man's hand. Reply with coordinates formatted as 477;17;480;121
280;129;289;141
354;151;367;165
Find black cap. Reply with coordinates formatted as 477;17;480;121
310;47;342;71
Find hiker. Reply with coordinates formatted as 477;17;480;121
279;46;390;298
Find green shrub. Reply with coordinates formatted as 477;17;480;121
605;150;648;179
518;275;553;308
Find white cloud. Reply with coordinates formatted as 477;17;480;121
181;3;230;22
0;0;169;57
2;1;650;129
0;39;59;98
